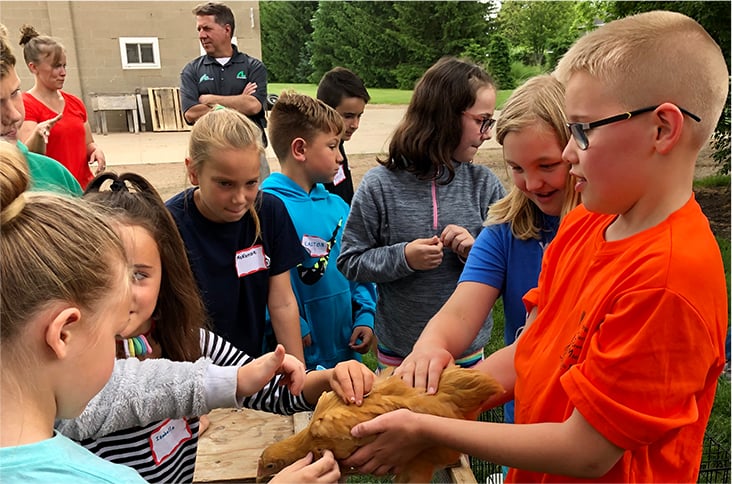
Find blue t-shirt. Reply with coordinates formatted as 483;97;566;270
460;214;560;346
0;431;143;483
166;188;306;356
459;214;559;424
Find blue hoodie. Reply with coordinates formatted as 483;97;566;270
261;173;376;369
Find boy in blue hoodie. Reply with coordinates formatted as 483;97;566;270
261;91;376;370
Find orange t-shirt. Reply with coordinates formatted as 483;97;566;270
509;197;727;483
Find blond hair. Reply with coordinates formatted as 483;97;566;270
0;23;16;76
486;75;580;240
555;10;729;150
18;24;65;69
268;90;345;163
187;107;264;240
0;142;127;354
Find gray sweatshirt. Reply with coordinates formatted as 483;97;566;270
337;163;506;357
55;357;233;441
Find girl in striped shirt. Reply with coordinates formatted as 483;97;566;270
79;172;372;483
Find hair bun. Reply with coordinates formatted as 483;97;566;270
18;24;39;46
0;142;30;226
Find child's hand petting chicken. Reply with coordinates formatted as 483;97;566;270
257;365;502;483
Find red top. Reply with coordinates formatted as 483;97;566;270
510;199;727;482
23;91;92;188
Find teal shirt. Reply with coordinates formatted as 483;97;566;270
17;141;83;196
0;431;144;483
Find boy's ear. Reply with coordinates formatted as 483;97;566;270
45;306;82;360
291;138;307;163
184;157;200;186
653;103;685;155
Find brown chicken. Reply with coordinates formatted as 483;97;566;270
256;365;503;483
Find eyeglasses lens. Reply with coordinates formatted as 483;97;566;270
570;124;589;150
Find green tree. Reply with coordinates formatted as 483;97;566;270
498;1;578;66
389;1;495;88
308;1;400;87
610;1;731;174
260;1;317;83
486;34;513;89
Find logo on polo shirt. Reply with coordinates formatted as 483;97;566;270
236;71;246;79
198;74;213;83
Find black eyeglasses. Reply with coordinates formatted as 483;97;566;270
567;105;701;150
463;112;496;134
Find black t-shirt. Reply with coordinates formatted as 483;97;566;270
167;189;306;355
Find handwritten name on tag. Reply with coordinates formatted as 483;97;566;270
235;245;268;277
301;235;328;258
149;418;192;465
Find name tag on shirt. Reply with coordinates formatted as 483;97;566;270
236;244;268;277
149;418;192;465
333;165;346;186
302;235;328;257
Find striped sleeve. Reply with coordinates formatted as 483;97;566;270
200;329;312;414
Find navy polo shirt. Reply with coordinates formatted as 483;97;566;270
180;44;268;144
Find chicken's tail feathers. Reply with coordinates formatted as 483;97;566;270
437;366;504;416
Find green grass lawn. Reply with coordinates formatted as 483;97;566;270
268;83;513;108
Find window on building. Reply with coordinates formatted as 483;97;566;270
119;37;160;69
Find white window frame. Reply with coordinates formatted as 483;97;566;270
119;37;161;70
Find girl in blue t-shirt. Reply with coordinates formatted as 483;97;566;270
395;75;581;425
166;108;306;362
0;142;145;483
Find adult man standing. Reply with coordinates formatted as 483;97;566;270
180;2;270;179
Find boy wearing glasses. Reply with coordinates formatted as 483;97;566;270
342;11;728;482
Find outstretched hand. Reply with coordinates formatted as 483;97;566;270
236;344;306;399
342;408;425;476
394;348;453;394
36;112;62;144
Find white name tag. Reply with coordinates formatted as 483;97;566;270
302;234;328;257
149;418;192;465
333;165;346;186
235;244;268;277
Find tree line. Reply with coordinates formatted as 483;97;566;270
261;0;730;172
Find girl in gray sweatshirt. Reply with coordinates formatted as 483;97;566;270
337;57;506;371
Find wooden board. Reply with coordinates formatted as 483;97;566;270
193;408;294;483
147;87;191;132
193;408;476;483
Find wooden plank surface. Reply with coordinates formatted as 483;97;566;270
193;408;294;483
193;408;477;483
147;87;192;132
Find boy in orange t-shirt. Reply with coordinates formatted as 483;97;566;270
341;11;729;482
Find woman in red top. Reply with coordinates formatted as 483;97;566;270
18;24;105;188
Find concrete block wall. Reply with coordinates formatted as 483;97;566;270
2;1;261;133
